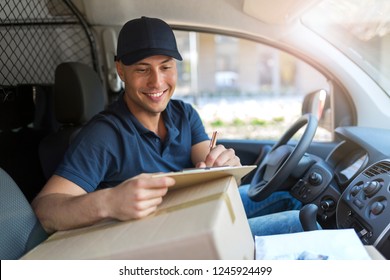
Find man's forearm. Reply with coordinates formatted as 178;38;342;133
31;190;110;234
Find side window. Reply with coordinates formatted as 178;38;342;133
174;31;332;141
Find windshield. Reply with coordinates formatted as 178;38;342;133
302;0;390;95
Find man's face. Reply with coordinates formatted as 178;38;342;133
116;55;177;116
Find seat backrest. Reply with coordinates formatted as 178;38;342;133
39;62;106;179
0;84;50;202
0;167;48;259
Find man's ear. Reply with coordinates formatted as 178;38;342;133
115;61;125;82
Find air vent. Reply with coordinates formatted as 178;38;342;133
363;161;390;178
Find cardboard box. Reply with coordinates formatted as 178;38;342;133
22;176;254;260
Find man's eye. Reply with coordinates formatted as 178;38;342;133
136;68;147;73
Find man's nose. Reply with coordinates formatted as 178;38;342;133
147;69;162;87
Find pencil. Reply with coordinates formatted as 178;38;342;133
209;131;218;152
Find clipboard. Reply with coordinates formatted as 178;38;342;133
152;165;257;190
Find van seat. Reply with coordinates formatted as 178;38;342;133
0;84;53;202
39;62;106;179
0;167;48;259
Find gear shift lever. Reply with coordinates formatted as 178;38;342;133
299;204;319;231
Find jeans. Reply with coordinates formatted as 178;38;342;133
239;184;304;237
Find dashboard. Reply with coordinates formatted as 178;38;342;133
338;154;367;182
324;127;390;259
326;141;368;189
291;126;390;259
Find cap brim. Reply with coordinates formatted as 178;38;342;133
118;48;183;65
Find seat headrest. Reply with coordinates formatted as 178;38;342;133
54;62;105;125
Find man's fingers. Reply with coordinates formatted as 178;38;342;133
110;175;176;221
132;184;169;201
127;175;176;190
205;145;241;167
130;197;164;219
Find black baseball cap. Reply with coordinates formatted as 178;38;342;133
115;16;183;65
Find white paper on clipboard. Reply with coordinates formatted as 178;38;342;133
152;165;257;190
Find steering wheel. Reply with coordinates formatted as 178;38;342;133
248;114;318;202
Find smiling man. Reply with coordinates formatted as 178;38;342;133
117;56;178;141
32;17;303;236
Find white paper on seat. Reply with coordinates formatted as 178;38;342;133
255;229;371;260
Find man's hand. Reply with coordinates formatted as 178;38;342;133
196;144;241;168
107;174;176;220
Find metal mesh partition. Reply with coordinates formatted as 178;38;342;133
0;0;96;86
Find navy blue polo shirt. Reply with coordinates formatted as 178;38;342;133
55;96;209;192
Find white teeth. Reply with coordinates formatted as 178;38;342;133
146;91;163;97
